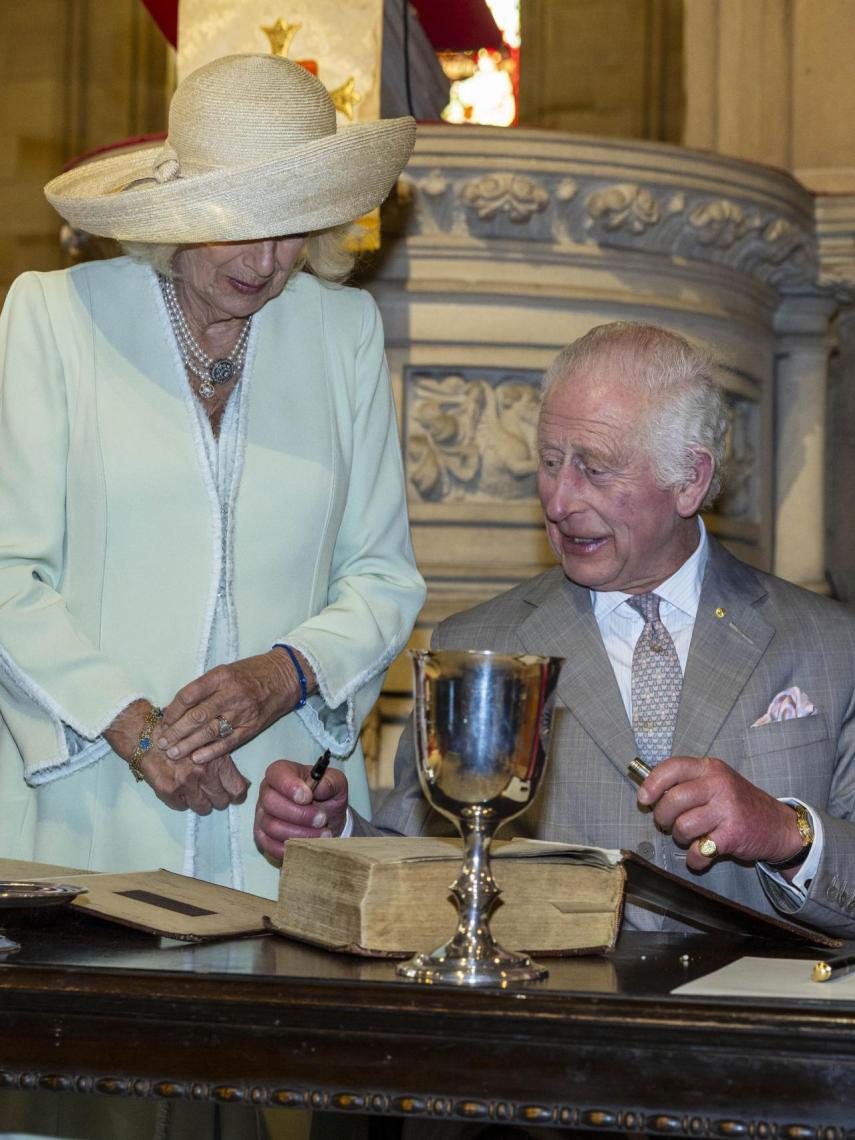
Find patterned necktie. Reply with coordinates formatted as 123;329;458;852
627;592;682;767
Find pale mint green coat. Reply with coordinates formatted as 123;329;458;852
0;258;425;899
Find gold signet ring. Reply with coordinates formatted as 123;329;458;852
698;835;718;859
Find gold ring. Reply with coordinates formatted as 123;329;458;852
698;835;718;859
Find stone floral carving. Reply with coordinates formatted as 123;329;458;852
407;370;541;503
755;217;815;285
421;169;449;197
687;199;762;249
586;183;661;234
460;173;550;223
556;178;578;202
667;192;686;214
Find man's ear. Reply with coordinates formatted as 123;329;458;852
675;449;714;518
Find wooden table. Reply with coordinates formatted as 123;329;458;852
0;907;853;1137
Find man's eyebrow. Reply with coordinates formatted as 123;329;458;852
574;441;627;467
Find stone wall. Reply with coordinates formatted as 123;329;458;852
0;0;171;304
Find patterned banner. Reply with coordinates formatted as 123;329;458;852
177;0;383;122
178;0;386;248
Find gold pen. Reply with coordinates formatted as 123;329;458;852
628;757;651;785
812;954;855;983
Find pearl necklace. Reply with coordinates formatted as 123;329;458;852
160;276;252;400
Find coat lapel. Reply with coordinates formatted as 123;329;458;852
673;538;773;757
517;573;638;778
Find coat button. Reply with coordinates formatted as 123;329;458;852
637;841;655;860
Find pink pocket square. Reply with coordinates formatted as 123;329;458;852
752;686;817;727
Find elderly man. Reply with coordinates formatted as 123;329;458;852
256;321;855;937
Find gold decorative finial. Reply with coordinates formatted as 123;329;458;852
261;18;302;58
330;76;360;120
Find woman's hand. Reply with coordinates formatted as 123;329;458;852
104;700;250;813
140;750;250;815
157;650;315;765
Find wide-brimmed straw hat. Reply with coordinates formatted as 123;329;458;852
44;54;416;244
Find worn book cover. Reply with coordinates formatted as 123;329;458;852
267;837;841;957
268;836;628;957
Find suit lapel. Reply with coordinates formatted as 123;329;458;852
674;538;773;757
517;573;638;777
513;539;775;773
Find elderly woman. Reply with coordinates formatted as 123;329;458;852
0;53;425;901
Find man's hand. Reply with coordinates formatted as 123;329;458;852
636;755;807;872
254;759;349;861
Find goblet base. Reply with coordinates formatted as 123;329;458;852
397;942;547;986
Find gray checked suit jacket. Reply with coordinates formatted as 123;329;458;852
357;537;855;938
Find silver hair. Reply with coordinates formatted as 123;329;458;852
121;221;357;284
542;322;728;508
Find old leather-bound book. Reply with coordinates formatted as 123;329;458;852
267;836;840;957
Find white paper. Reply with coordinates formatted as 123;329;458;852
673;956;855;1001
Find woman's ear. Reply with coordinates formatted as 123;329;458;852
675;449;714;517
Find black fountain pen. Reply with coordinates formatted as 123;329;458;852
306;749;331;794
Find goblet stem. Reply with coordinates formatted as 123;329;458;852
446;811;501;959
396;810;548;985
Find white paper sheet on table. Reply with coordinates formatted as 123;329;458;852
672;956;855;1001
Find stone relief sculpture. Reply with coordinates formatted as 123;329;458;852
407;369;541;503
717;396;758;520
586;183;662;234
460;172;550;222
398;165;817;290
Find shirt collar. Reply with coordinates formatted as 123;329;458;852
591;519;709;621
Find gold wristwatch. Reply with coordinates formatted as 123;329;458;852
768;803;814;870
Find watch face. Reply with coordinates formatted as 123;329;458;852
794;804;814;846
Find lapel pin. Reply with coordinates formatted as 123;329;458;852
715;607;726;618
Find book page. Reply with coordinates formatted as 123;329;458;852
494;839;623;867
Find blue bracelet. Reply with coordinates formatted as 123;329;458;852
276;643;308;709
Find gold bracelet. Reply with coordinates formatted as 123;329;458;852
129;706;163;783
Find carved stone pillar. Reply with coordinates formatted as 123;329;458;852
818;191;855;603
773;297;837;592
829;306;855;603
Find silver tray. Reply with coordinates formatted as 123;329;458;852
0;881;87;909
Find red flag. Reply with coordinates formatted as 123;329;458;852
410;0;503;52
141;0;178;46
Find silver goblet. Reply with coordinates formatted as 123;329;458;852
397;649;563;986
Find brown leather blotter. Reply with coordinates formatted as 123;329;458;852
0;860;270;942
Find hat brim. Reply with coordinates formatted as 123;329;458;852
45;118;416;243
